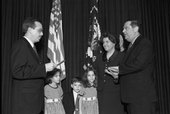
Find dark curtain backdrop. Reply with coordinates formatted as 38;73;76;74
1;0;169;114
61;0;90;92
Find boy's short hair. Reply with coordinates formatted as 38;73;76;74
71;77;83;85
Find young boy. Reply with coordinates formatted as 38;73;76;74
62;77;84;114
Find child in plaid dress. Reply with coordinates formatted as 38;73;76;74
44;68;65;114
80;67;99;114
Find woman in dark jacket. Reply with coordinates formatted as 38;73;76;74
93;32;125;114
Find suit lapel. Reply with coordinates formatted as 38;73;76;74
123;36;143;62
23;38;40;62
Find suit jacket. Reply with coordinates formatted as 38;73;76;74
62;91;75;114
119;35;157;103
11;38;46;114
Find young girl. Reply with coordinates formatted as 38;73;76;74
80;67;99;114
44;68;65;114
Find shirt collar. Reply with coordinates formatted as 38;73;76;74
73;91;78;103
73;90;78;96
24;36;34;48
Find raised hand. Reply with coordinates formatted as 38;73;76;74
119;34;124;52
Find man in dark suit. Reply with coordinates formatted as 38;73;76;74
11;17;56;114
110;20;157;114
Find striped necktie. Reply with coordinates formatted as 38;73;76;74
128;43;133;50
33;46;38;55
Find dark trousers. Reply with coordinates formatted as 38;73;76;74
126;101;156;114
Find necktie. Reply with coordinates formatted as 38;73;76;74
33;46;38;56
75;94;80;114
128;43;133;50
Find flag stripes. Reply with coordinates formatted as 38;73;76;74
47;0;66;77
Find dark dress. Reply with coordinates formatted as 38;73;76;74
93;50;125;114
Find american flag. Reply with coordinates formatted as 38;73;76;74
47;0;66;79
